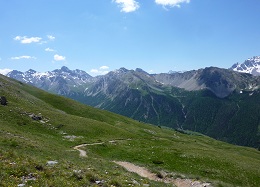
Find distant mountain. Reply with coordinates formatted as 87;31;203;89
6;66;260;148
231;56;260;76
7;66;93;95
154;67;259;98
7;65;260;98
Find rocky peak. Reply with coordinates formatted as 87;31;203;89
231;56;260;76
53;66;71;74
135;68;148;74
6;70;24;79
118;67;129;73
8;70;22;75
75;69;87;75
110;67;129;75
61;66;71;72
26;69;37;75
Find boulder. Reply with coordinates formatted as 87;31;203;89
0;96;7;105
29;114;42;121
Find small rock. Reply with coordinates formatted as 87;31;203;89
17;184;25;187
29;114;42;121
73;170;82;173
95;180;104;185
63;135;78;141
22;173;37;182
46;161;58;166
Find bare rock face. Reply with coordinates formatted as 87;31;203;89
0;96;7;105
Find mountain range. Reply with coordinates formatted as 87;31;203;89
1;73;260;186
5;56;260;148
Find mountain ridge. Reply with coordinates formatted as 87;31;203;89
5;64;260;148
6;66;260;98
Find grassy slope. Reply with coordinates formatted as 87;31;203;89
0;74;260;187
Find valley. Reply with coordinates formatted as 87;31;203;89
1;73;260;186
6;60;260;148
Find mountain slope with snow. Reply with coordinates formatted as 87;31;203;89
7;66;93;95
231;56;260;76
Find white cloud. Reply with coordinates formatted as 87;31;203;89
47;35;55;41
14;36;42;44
113;0;140;13
90;69;99;73
0;68;12;75
100;66;109;70
45;48;55;52
11;56;36;60
54;54;66;61
90;66;110;75
155;0;190;8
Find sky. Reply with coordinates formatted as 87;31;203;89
0;0;260;76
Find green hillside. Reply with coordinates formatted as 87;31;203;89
1;74;260;187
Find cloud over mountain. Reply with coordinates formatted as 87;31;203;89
54;54;66;61
90;66;110;75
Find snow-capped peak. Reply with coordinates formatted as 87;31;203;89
6;66;93;91
230;56;260;76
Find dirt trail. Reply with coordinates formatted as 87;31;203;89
115;161;158;180
114;161;213;187
73;139;131;157
73;141;213;186
73;142;104;157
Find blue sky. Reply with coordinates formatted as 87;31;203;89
0;0;260;76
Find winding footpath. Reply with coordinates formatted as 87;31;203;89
73;141;213;187
73;142;104;157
